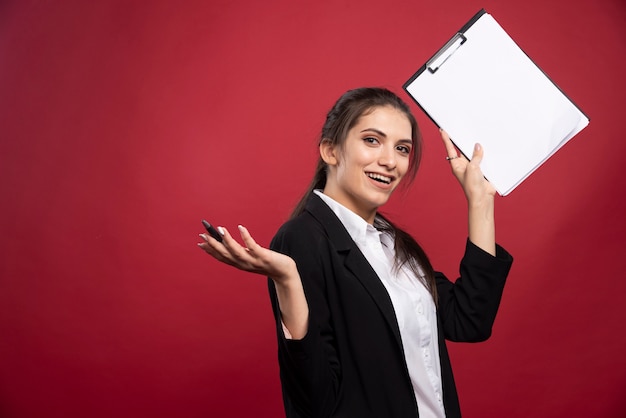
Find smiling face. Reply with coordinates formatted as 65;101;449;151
320;105;413;223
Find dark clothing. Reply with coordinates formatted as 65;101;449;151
269;194;513;417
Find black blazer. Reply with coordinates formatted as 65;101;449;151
269;194;513;418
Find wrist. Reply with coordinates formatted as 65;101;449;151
271;259;299;287
467;189;494;203
467;194;494;213
467;197;496;256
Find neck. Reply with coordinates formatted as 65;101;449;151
319;188;377;224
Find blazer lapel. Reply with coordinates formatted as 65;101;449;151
305;194;405;351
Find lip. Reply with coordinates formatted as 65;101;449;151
365;171;396;188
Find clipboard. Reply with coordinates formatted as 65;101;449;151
403;9;589;196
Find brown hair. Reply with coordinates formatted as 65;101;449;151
291;87;437;303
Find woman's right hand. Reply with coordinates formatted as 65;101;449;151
198;225;298;285
198;224;309;339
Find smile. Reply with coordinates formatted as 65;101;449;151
366;172;393;184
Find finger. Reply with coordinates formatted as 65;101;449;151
217;226;234;246
219;226;257;262
198;229;223;252
198;233;225;256
197;236;234;266
470;143;484;165
198;233;212;252
198;233;217;251
237;225;260;252
440;129;458;159
200;227;237;259
218;226;243;255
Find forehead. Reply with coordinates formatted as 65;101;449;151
353;106;412;138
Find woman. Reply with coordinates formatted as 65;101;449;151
198;87;513;418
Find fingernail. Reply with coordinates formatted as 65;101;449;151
217;226;225;235
475;143;481;151
199;234;208;241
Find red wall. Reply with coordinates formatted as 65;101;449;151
1;1;624;417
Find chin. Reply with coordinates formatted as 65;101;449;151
368;195;393;209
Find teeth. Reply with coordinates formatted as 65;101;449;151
367;173;392;184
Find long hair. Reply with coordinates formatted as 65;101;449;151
291;87;437;303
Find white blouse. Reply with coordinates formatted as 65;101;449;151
314;190;445;418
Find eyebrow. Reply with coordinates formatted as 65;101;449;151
360;128;387;137
360;128;413;144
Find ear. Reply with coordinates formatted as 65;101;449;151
319;139;339;166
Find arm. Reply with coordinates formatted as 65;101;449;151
268;222;342;417
437;130;513;341
441;129;496;256
198;225;309;339
199;222;341;416
436;240;513;342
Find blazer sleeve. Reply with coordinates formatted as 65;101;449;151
268;220;341;418
436;239;513;342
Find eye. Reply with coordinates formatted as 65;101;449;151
363;136;379;145
396;144;411;154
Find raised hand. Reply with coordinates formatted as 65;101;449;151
440;129;496;256
440;129;496;203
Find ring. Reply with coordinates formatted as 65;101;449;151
445;156;458;160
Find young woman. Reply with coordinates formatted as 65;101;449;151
198;87;513;418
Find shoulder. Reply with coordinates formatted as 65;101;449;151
271;193;356;259
270;193;346;261
272;193;333;246
271;210;328;251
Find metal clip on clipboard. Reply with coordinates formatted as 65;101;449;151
427;33;467;74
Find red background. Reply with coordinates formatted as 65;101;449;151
1;0;625;417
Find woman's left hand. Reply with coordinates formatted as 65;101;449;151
440;129;496;203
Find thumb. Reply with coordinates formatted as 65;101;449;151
471;143;484;165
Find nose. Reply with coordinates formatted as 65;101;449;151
378;144;397;170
